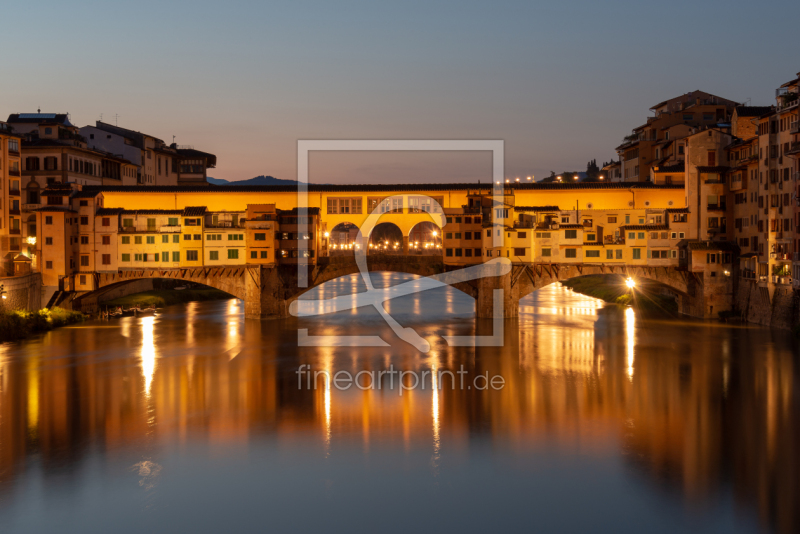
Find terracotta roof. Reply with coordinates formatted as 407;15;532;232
654;162;685;173
515;205;560;212
666;208;690;214
80;182;685;195
7;113;72;125
119;209;183;215
182;206;207;216
95;208;125;216
71;190;102;198
278;207;321;216
620;224;669;231
735;106;774;118
34;206;76;213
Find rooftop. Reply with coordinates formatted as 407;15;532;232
81;182;685;195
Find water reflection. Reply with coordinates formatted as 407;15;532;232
0;276;797;534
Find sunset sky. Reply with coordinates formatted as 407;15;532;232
2;0;797;184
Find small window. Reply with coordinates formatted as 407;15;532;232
146;236;155;244
187;250;198;261
586;250;600;258
79;200;88;207
172;251;180;262
565;230;577;239
513;248;525;256
162;235;169;243
45;237;53;245
46;261;53;269
134;236;142;244
251;251;258;259
565;248;577;258
121;236;130;244
210;250;219;261
228;249;239;259
254;233;266;241
45;216;53;225
102;235;110;245
80;216;88;225
102;217;110;227
102;254;111;265
542;248;551;257
261;251;268;258
633;248;641;260
445;248;453;257
162;251;169;262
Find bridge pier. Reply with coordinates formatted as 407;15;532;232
476;271;519;319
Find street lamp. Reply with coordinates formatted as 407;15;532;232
526;176;532;181
574;175;579;180
625;277;636;289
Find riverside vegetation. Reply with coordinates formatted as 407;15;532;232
0;307;85;342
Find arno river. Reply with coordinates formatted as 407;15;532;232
0;274;798;534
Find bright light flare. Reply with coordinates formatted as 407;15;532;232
625;277;636;289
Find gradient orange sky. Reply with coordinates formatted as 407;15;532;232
2;0;797;183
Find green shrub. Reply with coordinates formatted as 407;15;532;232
615;294;633;306
0;307;85;342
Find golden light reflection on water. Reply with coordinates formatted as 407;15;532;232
140;316;157;397
0;281;797;534
625;307;635;381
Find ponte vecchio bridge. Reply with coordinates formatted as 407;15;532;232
34;181;732;319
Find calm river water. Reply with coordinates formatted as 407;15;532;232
0;274;798;533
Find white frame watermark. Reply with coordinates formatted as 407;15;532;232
293;140;508;352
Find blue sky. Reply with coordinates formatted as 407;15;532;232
2;0;796;183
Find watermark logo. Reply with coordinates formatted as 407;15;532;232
292;140;507;352
296;364;505;394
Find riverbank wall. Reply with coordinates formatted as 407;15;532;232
735;280;799;330
0;273;42;313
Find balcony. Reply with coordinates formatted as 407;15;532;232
9;188;20;196
791;122;800;135
22;203;41;211
159;225;182;233
9;170;20;177
205;221;244;229
120;226;159;233
513;220;534;229
9;228;20;235
706;203;727;211
9;209;20;215
246;221;272;229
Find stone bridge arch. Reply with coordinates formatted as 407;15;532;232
73;267;250;313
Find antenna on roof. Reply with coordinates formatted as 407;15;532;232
114;114;119;126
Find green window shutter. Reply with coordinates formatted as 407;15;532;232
121;254;130;262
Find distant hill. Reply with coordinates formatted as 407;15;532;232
207;175;299;186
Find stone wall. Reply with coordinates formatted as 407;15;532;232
0;273;43;313
736;279;799;330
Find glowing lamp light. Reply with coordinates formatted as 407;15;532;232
625;277;636;289
574;175;579;180
324;231;329;238
526;176;532;181
432;230;437;237
26;236;36;245
505;179;510;183
599;175;604;180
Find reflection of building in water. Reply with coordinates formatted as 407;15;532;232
0;293;798;533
